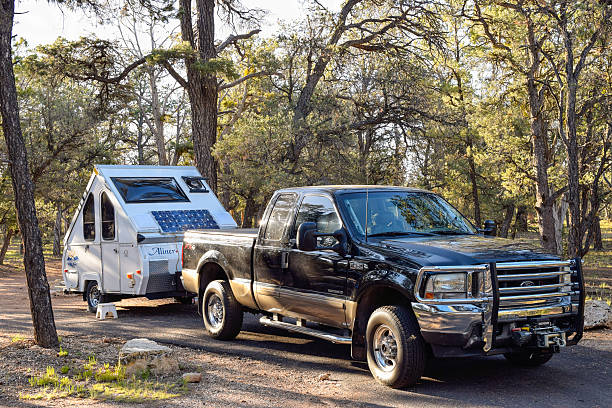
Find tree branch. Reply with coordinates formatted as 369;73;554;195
218;71;281;90
216;29;261;54
161;61;189;88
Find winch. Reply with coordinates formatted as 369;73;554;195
511;322;567;352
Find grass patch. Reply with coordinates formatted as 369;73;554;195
11;335;25;343
58;346;68;357
21;359;186;403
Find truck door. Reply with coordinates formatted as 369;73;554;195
100;191;120;293
252;193;298;312
282;194;348;327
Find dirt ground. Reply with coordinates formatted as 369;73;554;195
1;259;611;408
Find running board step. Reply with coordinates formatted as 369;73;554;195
259;316;351;344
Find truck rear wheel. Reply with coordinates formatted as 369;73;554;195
85;281;102;313
504;350;554;366
366;305;426;388
202;280;243;340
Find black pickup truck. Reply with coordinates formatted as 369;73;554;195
181;186;584;388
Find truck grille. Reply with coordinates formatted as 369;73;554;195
495;261;575;311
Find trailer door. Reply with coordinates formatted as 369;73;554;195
100;191;120;292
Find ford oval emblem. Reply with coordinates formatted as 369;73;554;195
520;280;535;287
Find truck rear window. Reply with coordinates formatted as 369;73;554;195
111;177;189;203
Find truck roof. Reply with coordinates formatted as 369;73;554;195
275;185;432;195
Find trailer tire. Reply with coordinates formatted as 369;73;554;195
202;280;243;340
504;350;554;366
85;281;102;313
366;305;425;388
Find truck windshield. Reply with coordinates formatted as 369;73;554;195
111;177;189;203
336;191;476;239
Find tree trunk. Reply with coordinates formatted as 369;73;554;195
52;203;62;256
526;20;559;254
147;67;168;165
515;205;528;233
466;139;481;228
241;196;256;228
0;0;59;348
499;203;515;238
552;193;569;255
179;0;218;191
0;227;13;265
592;216;603;250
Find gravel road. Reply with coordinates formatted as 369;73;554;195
1;264;611;408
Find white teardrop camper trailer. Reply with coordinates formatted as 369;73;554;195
62;165;237;312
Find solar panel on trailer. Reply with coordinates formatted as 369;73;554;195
151;209;220;232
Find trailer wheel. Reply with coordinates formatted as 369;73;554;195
85;281;102;313
504;350;554;366
366;305;426;388
202;280;243;340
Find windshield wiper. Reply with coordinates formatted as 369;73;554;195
428;229;471;235
368;231;435;237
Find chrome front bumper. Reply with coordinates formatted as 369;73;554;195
411;259;585;353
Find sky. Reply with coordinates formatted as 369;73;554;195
13;1;343;48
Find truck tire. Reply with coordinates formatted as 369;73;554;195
202;280;243;340
504;350;554;366
366;305;426;388
85;281;102;313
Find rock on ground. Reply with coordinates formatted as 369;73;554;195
583;300;612;330
182;372;203;383
119;338;179;376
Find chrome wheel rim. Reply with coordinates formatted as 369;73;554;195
88;284;100;308
207;294;224;328
373;324;398;372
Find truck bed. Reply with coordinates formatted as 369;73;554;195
186;228;259;238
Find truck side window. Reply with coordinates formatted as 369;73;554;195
264;194;297;241
294;195;342;246
83;193;95;241
101;192;115;240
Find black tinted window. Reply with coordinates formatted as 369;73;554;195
83;194;95;241
111;177;189;203
101;192;115;240
264;194;297;241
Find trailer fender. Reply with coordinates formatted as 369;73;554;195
79;272;101;294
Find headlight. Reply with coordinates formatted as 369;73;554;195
424;273;468;299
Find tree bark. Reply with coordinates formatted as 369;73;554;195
0;0;59;347
147;66;168;165
525;19;560;254
179;0;218;191
592;216;603;251
0;227;13;265
499;203;515;238
52;203;62;257
241;196;257;228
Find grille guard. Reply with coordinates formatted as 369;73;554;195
413;258;584;352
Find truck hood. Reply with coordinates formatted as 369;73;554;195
367;234;559;267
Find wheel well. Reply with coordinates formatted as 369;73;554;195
198;262;229;296
82;280;94;301
351;285;415;360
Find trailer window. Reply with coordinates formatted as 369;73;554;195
83;193;95;241
101;192;115;240
111;177;189;203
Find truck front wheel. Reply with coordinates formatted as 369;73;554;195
366;305;426;388
202;280;243;340
504;350;553;366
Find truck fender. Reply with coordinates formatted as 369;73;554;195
195;250;233;315
349;267;418;360
196;250;234;283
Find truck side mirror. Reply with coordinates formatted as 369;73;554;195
297;222;348;256
297;222;318;251
483;220;497;237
